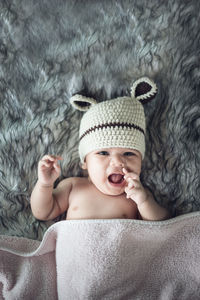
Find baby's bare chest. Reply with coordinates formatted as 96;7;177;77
66;183;138;220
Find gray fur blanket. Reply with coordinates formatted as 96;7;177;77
0;0;200;240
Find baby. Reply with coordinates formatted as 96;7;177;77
31;77;170;221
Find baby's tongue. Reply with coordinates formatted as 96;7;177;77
109;174;124;183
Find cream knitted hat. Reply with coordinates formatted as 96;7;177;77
70;77;157;163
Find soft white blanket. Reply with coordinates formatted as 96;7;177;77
1;212;200;300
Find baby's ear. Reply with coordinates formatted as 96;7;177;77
70;94;97;111
80;161;87;170
131;77;157;104
81;162;87;170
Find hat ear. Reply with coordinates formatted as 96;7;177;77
70;94;97;111
131;77;157;104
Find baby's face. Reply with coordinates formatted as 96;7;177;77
82;147;142;196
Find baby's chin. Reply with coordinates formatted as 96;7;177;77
98;185;126;197
90;178;126;196
101;190;125;197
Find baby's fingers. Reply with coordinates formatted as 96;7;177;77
41;154;62;162
39;157;54;169
39;159;52;168
123;169;140;181
128;180;135;189
125;186;135;199
53;160;61;172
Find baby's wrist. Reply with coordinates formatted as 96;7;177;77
137;198;148;209
37;181;54;189
136;191;149;208
137;189;154;209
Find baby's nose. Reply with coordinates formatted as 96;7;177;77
110;155;124;167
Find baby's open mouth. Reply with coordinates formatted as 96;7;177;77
108;174;124;184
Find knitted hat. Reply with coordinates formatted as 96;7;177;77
70;77;157;163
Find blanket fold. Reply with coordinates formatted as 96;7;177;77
1;212;200;300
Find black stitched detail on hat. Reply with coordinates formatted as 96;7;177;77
79;122;145;141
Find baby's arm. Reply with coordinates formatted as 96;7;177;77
30;155;72;221
123;168;170;221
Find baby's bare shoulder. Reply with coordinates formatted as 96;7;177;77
58;176;87;187
53;177;87;200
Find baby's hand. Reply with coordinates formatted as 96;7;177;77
123;168;147;207
38;155;62;187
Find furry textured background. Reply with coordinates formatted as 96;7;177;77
0;0;199;240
